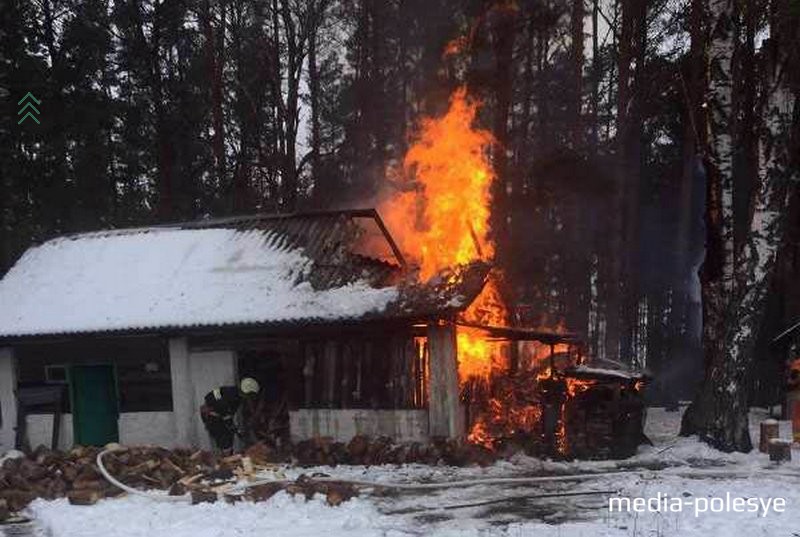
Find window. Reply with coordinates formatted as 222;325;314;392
45;364;68;383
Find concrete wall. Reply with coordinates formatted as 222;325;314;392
168;338;237;449
11;338;236;451
0;348;17;452
25;414;73;450
289;409;429;443
188;349;237;449
120;412;178;446
169;338;194;447
24;412;177;450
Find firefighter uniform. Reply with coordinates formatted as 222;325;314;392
200;378;260;452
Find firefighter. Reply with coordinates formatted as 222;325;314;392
200;377;260;454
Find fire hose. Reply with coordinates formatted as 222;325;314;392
98;446;800;504
97;445;638;502
96;447;194;503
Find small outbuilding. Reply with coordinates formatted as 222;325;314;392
0;210;487;451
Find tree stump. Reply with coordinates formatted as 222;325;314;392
759;419;779;453
768;439;792;463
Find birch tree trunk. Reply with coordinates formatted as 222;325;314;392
682;9;797;451
680;0;734;442
569;0;584;149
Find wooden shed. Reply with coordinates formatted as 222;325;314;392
0;210;488;451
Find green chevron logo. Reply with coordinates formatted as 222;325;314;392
18;92;41;124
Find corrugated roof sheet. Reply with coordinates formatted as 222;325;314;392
0;211;488;339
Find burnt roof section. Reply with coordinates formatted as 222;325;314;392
386;261;492;320
0;210;494;341
180;209;405;290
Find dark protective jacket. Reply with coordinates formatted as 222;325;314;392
203;386;241;417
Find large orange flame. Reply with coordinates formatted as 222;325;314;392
380;87;503;391
381;87;495;281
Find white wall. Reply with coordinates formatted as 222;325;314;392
168;338;237;449
189;350;237;450
120;412;177;446
24;412;177;450
19;338;235;450
0;347;17;452
25;414;74;450
1;339;236;452
169;338;194;446
290;409;429;443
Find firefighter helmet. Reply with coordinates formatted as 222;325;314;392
240;377;260;395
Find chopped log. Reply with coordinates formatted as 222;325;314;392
191;490;218;505
244;443;273;465
125;459;160;475
244;482;284;502
178;473;204;487
161;456;186;476
241;456;254;477
67;490;102;506
71;478;107;491
0;491;36;512
221;454;242;466
759;419;780;453
169;482;187;496
768;439;792;462
324;482;359;507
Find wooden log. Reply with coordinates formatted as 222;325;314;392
759;419;780;453
244;482;284;502
177;473;204;487
67;490;102;506
71;478;107;491
191;490;218;505
768;439;792;462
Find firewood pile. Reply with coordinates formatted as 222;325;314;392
563;379;647;460
0;444;356;518
0;436;497;519
291;435;497;467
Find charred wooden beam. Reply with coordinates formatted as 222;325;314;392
455;321;581;345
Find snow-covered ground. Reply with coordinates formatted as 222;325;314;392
21;407;800;537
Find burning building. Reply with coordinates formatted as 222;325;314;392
0;208;645;458
0;89;646;460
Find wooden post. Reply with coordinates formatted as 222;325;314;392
768;439;792;463
759;419;779;453
324;341;338;408
427;322;464;439
340;343;352;409
302;344;315;407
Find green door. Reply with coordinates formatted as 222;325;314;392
70;365;119;446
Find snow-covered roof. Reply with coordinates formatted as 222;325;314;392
0;224;405;338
